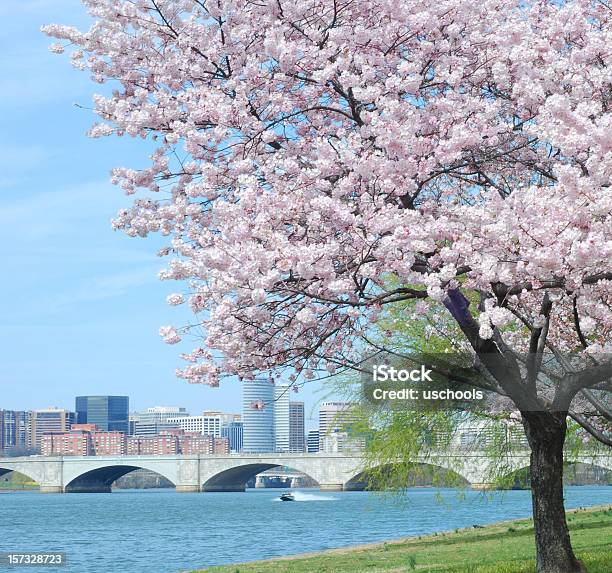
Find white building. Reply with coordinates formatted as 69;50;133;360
167;411;240;437
274;385;290;453
318;401;363;453
242;379;275;453
147;406;188;415
289;402;305;453
320;432;342;453
130;407;189;436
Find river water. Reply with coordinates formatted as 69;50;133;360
0;486;610;573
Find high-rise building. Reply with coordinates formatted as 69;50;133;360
307;430;320;453
274;385;290;453
318;402;364;453
129;406;189;436
221;421;244;453
30;408;75;449
167;411;240;437
242;379;275;453
0;410;31;454
75;396;129;433
289;402;305;453
318;402;356;451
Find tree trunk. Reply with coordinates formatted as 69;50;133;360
522;412;586;573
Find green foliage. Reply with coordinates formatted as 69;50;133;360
331;280;609;494
0;471;39;489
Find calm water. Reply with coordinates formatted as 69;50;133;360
0;487;610;573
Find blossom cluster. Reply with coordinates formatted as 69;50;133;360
44;0;612;386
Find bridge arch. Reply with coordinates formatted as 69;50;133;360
495;459;612;489
0;466;40;487
63;461;177;493
344;461;471;491
202;462;320;492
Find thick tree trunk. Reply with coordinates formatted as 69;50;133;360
522;412;586;573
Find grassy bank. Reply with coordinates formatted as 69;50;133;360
196;506;612;573
0;481;39;490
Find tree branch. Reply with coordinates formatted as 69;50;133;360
568;412;612;447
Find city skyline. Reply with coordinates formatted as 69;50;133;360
2;391;362;455
0;0;338;426
0;389;327;433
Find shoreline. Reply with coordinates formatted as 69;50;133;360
195;504;612;573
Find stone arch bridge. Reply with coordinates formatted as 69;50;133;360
0;451;610;493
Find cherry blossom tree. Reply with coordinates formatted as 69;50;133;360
45;1;611;571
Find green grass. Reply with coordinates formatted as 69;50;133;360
195;506;612;573
0;481;38;490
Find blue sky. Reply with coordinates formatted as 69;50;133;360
0;0;331;429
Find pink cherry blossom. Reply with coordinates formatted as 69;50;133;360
166;293;184;306
44;0;611;401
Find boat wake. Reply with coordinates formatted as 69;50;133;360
273;491;337;502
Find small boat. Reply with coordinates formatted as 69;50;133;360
280;491;295;502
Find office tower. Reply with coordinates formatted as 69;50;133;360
30;408;75;449
75;396;129;433
129;406;189;436
221;421;244;453
274;385;290;453
289;402;305;453
306;430;320;453
242;379;275;453
318;401;361;452
0;410;30;454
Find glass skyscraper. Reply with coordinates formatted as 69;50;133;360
289;402;305;453
242;379;275;453
0;410;30;453
75;396;129;433
221;421;244;453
